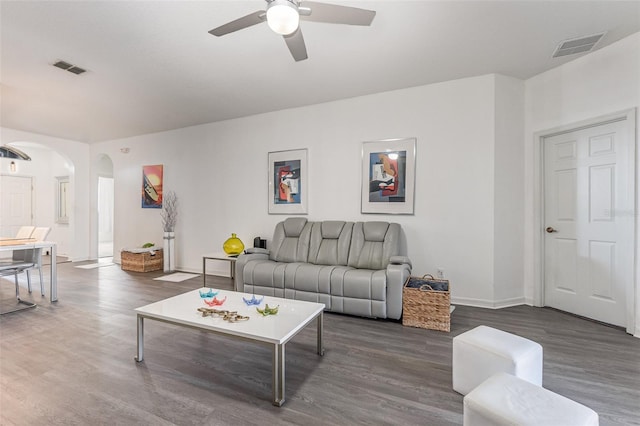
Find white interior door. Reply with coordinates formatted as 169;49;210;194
0;174;33;237
543;119;634;327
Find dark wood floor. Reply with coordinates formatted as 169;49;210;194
1;261;639;425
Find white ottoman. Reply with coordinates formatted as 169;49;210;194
452;325;542;395
464;372;599;426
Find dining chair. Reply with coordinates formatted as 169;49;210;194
0;254;37;314
29;226;51;243
9;226;35;263
11;227;51;296
9;225;35;267
15;226;35;239
24;227;52;296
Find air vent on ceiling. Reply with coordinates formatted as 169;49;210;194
552;32;606;58
53;60;73;70
67;66;86;75
53;60;87;75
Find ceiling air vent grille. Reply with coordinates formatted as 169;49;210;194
67;66;87;75
53;60;87;75
553;32;605;58
53;60;73;70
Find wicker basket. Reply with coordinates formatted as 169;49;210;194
402;274;451;332
121;249;163;272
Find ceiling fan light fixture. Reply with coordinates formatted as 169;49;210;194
267;0;299;35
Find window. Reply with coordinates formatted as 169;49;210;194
0;145;31;160
56;176;70;224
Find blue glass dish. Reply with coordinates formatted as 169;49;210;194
242;294;264;306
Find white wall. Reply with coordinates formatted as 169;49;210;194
524;32;640;335
493;75;525;306
0;127;91;261
92;73;525;308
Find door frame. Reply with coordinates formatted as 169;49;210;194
532;108;637;335
97;174;114;258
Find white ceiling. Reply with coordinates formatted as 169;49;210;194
1;1;639;143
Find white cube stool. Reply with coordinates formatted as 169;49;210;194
464;372;599;426
452;325;542;395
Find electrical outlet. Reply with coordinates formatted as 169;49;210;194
437;268;445;279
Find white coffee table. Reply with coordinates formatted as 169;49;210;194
134;289;325;406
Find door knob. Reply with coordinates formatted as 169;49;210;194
545;227;557;233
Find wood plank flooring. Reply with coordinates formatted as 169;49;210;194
1;261;639;425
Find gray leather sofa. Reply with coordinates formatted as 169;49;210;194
235;218;412;319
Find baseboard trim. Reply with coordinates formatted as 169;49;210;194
185;266;232;278
451;296;527;309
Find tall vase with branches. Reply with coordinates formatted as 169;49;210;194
161;191;178;272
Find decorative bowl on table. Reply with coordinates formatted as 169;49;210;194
243;294;264;306
256;304;279;316
204;296;227;307
199;288;219;299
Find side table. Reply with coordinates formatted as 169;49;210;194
202;252;238;286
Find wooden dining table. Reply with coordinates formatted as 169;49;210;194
0;238;58;302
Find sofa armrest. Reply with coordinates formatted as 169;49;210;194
389;255;412;268
386;259;412;320
235;250;270;291
245;247;269;255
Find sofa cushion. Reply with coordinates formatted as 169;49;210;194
341;269;386;300
283;263;331;294
329;268;387;318
348;222;400;270
269;217;312;263
308;221;353;266
242;259;287;289
280;263;334;309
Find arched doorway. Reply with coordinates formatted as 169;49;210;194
96;155;114;258
0;142;74;265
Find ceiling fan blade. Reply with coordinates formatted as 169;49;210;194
284;28;308;62
300;1;375;26
208;11;266;36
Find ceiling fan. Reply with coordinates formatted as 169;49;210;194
208;0;376;62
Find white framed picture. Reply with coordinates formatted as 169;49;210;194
361;138;416;214
268;148;308;215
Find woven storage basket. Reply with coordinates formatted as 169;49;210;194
402;274;450;332
121;249;163;272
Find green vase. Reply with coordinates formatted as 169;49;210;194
223;233;244;256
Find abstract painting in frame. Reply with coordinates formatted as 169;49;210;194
361;138;416;214
268;148;308;215
142;164;163;208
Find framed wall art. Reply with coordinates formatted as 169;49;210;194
142;164;163;208
268;148;308;215
361;138;416;214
